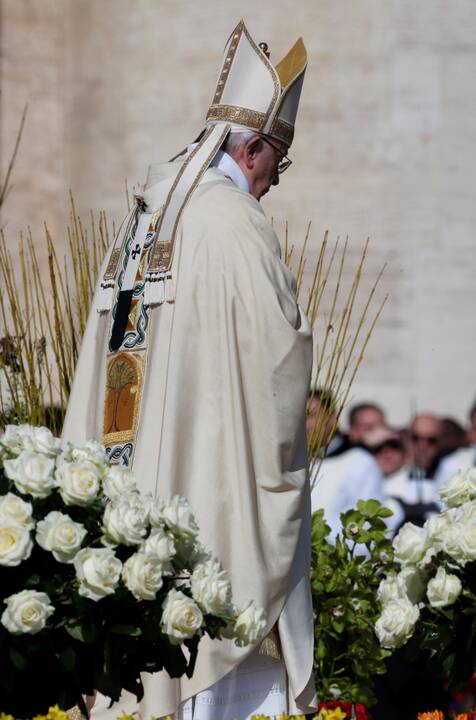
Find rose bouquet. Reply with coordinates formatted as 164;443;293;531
375;468;476;693
0;424;266;716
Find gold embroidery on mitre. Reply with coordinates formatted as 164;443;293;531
213;23;243;106
269;117;294;146
207;104;267;130
103;352;144;445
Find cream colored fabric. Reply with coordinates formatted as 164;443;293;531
206;20;307;147
62;161;316;717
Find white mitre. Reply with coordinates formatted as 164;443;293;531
205;18;307;147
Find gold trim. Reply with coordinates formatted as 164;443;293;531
212;22;243;106
148;126;215;274
171;124;231;242
103;208;138;282
207;104;266;130
150;241;172;273
148;124;229;277
269;117;294;146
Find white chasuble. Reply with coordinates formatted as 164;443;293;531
62;162;317;717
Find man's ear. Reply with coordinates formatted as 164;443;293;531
244;136;263;167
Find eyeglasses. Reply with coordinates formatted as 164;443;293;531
371;440;404;454
411;433;439;445
259;135;293;174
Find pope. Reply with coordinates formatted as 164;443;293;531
63;19;316;720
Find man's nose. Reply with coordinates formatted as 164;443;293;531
272;172;279;186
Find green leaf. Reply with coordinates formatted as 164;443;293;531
59;646;76;670
9;647;26;669
66;624;86;642
357;498;382;518
316;638;327;660
377;506;394;518
110;623;142;636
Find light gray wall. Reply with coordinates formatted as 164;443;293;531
1;0;475;426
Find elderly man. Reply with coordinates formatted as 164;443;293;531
63;20;316;720
409;413;443;479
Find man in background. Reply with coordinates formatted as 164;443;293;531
306;391;396;538
347;402;385;446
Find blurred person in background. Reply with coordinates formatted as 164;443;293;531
440;417;467;455
409;413;443;479
364;425;438;529
467;401;476;445
306;392;401;538
435;400;476;488
347;402;385;446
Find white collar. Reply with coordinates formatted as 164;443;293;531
187;144;250;194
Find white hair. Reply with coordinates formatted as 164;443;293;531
223;130;256;156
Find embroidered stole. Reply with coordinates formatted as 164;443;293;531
102;207;161;467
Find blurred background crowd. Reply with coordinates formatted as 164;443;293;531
307;392;476;536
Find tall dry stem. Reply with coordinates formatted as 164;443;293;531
284;229;387;479
0;196;109;433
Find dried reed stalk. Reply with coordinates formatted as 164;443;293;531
0;195;110;434
285;229;387;480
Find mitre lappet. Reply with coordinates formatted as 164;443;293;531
97;19;307;314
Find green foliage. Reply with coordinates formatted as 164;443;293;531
311;501;396;706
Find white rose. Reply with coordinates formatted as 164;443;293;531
160;496;199;539
1;425;60;457
74;547;122;601
161;588;203;644
0;492;34;529
425;511;452;544
29;426;61;457
458;500;476;524
459;521;476;562
122;552;163;600
467;468;476;495
4;451;56;498
102;494;149;546
62;440;107;472
233;600;267;647
393;523;429;566
0;525;33;566
375;597;419;649
438;522;466;564
398;566;426;603
55;461;101;506
426;566;462;608
103;466;137;502
377;574;406;604
148;496;165;528
36;511;87;563
1;590;54;634
440;471;473;507
191;559;232;615
142;526;176;562
1;425;37;456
